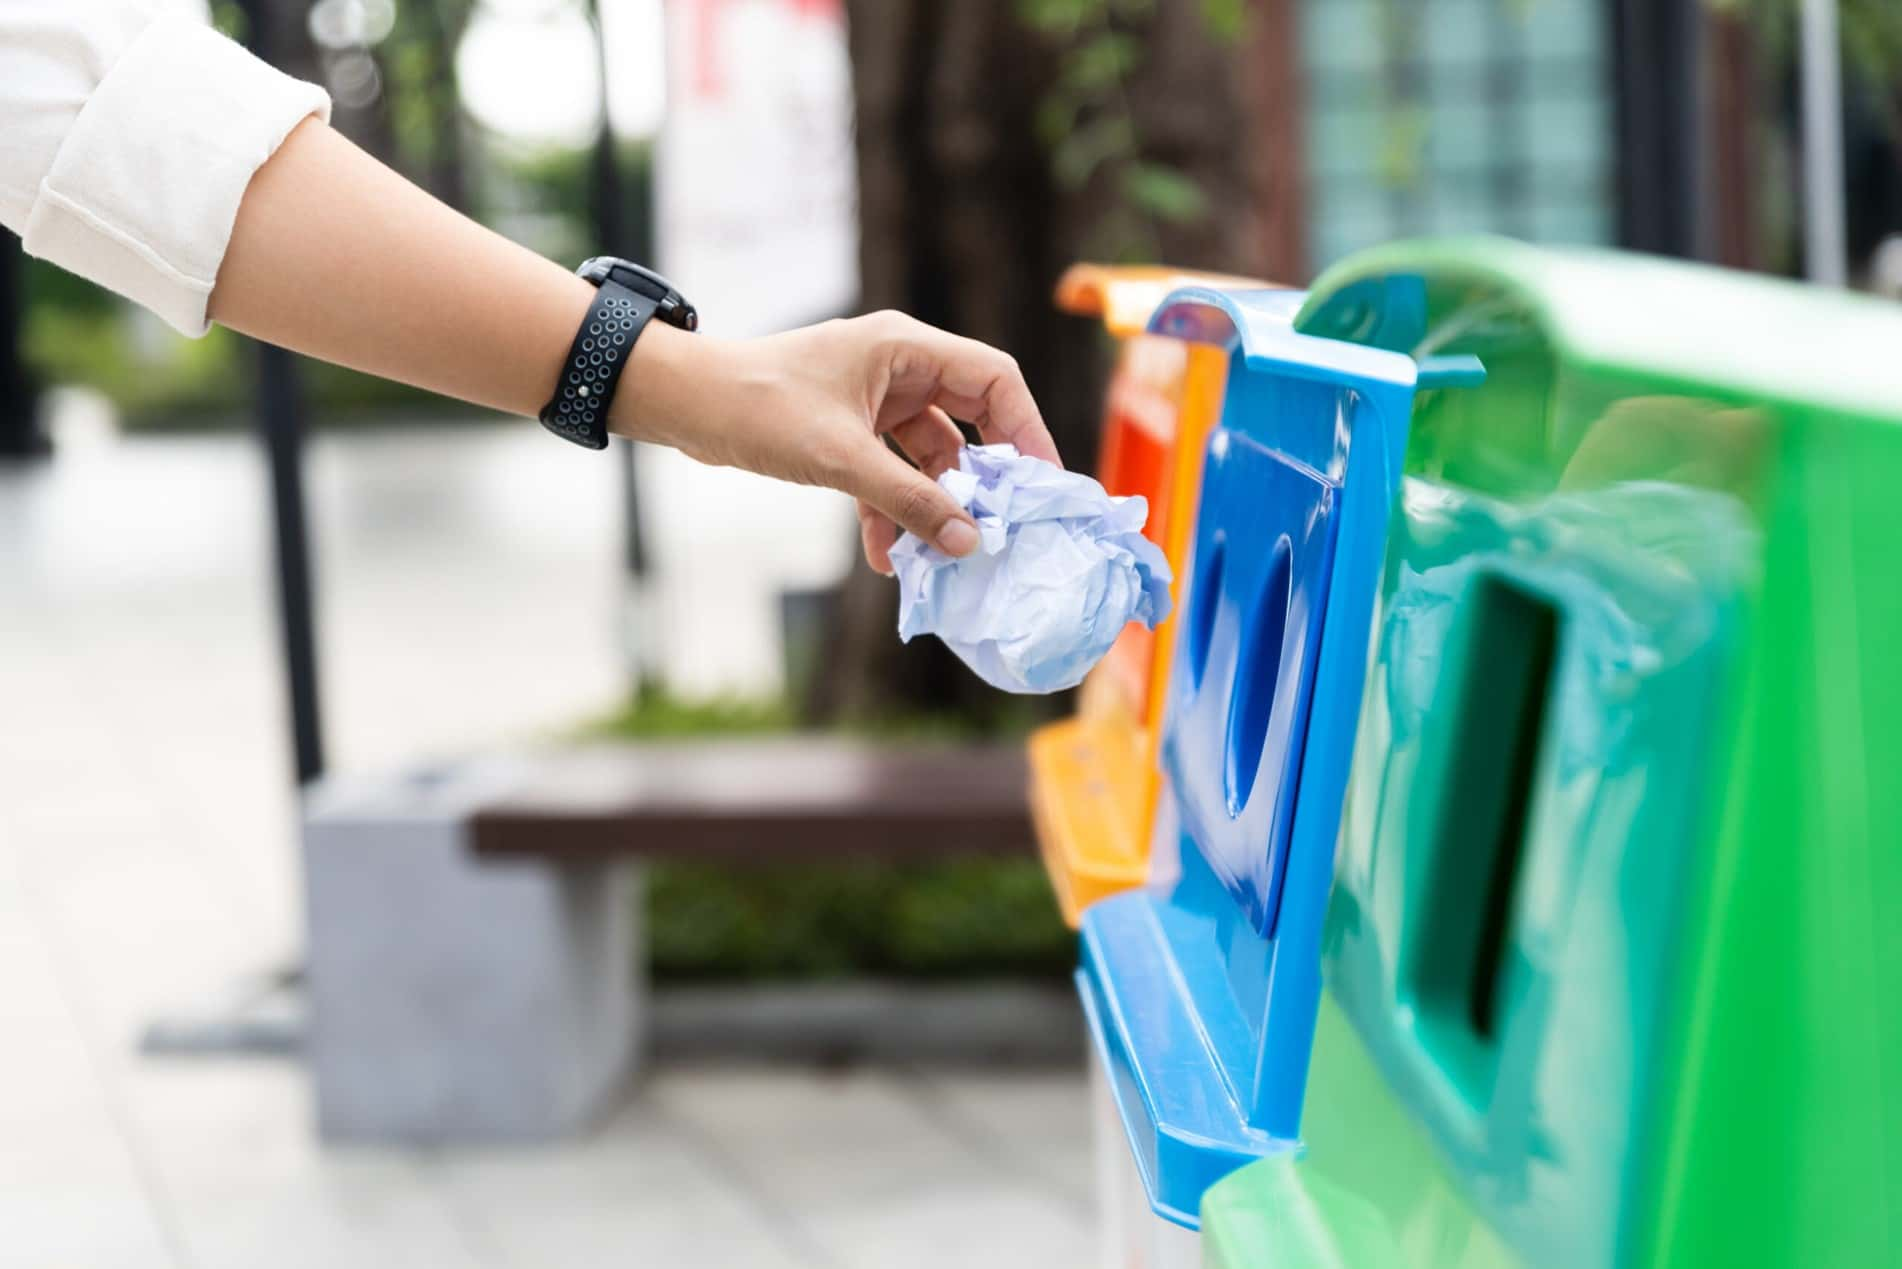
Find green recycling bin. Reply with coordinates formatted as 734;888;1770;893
1199;238;1902;1268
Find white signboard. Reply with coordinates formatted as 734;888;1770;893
656;0;860;337
639;0;861;699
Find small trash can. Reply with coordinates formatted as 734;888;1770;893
1029;264;1274;926
1193;237;1902;1267
1079;282;1484;1267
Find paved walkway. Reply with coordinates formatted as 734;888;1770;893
0;411;1093;1268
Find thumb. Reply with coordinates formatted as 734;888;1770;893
851;441;980;558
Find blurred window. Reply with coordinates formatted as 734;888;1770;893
1302;0;1616;267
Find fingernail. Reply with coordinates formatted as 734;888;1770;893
938;518;979;557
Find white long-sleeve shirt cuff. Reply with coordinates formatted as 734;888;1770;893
21;15;331;337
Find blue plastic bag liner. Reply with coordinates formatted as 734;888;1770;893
890;443;1173;695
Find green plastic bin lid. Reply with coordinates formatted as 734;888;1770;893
1300;235;1902;424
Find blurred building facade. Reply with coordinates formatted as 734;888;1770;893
1298;0;1617;269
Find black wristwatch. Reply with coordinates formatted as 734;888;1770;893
539;258;698;450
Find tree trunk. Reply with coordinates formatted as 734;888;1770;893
392;0;475;212
1247;0;1309;282
808;0;1256;727
1707;9;1765;271
251;0;321;83
255;0;404;176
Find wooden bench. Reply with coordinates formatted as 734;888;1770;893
302;737;1034;1144
471;738;1033;861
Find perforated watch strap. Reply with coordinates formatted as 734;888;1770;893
539;280;659;449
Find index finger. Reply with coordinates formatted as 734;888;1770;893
913;328;1063;468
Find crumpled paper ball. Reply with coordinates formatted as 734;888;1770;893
889;443;1173;694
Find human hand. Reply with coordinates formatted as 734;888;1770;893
610;311;1060;573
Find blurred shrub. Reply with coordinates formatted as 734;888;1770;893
587;682;1047;744
22;296;455;428
25;302;246;420
1018;0;1244;260
647;856;1074;982
20;135;651;429
586;686;1074;982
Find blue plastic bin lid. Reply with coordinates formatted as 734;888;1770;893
1078;285;1482;1228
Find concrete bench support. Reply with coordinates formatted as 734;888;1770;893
302;759;640;1144
300;739;1031;1144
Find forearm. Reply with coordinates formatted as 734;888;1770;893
207;115;1054;567
209;117;596;420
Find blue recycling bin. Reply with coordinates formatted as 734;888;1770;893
1077;284;1484;1265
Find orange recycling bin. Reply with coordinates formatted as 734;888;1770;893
1029;264;1272;926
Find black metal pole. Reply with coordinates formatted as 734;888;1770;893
0;234;49;461
590;44;648;583
591;0;659;691
136;0;325;1058
239;0;325;785
1610;0;1703;258
257;344;325;784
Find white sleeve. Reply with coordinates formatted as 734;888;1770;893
0;2;331;336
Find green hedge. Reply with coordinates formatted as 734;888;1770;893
586;687;1074;982
645;857;1074;982
23;288;465;429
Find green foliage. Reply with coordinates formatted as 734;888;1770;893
24;256;115;319
1053;116;1138;189
1068;30;1142;92
25;308;246;420
1200;0;1246;43
585;681;1043;745
19;127;648;430
24;300;465;429
384;36;452;175
1122;161;1210;224
1020;0;1243;260
1722;0;1902;125
206;0;246;41
1838;0;1902;112
582;684;796;740
647;857;1075;982
584;687;1067;980
1021;0;1152;33
380;0;478;200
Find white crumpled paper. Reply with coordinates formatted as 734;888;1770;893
889;444;1173;694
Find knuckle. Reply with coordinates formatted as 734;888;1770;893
989;349;1023;386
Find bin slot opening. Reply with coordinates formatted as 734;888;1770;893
1224;539;1293;815
1464;587;1550;1036
1186;535;1226;691
1414;577;1557;1067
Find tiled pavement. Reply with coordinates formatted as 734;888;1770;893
0;410;1094;1268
